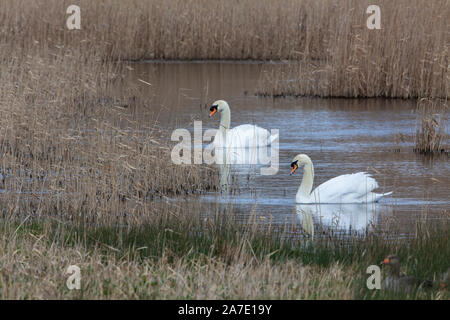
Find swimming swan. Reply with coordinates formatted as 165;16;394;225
209;100;278;148
290;154;392;204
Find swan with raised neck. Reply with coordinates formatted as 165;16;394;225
290;154;314;203
209;100;231;131
209;99;279;149
290;153;392;204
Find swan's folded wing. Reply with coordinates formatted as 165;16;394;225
312;172;379;203
226;124;276;148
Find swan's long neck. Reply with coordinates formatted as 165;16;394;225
219;104;231;131
298;161;314;200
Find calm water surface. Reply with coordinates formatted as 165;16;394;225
126;62;448;238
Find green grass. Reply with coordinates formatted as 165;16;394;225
2;213;448;299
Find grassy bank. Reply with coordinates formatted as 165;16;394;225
1;0;448;98
1;210;448;299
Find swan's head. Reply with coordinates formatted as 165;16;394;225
209;100;229;117
290;154;312;175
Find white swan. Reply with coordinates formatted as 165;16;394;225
209;100;278;148
290;154;392;204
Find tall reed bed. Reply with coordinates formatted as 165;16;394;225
0;0;309;60
1;1;447;98
256;0;449;98
0;44;217;226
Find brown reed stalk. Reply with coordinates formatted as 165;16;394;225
414;98;448;154
257;0;449;98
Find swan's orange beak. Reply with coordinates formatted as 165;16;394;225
290;164;297;175
209;109;217;117
381;258;390;265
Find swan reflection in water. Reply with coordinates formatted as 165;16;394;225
210;132;278;193
296;203;385;238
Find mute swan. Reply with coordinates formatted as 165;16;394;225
209;100;278;148
290;154;392;204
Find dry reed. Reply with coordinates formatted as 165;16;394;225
414;98;448;154
0;41;217;226
257;0;449;98
0;0;311;60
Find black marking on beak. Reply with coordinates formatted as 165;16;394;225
209;104;218;117
290;160;298;175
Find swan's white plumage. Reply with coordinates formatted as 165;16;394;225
291;154;392;204
210;100;278;148
307;172;391;204
212;124;278;148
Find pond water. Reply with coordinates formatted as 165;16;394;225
126;61;448;239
